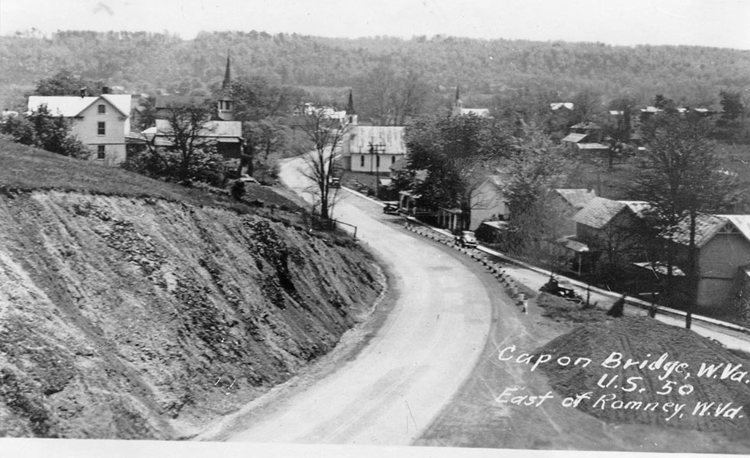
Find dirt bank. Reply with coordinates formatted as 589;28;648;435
0;190;383;439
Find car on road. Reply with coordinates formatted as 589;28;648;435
455;230;478;248
383;202;399;215
329;177;341;188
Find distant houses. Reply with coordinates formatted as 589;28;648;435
27;92;132;166
452;86;490;118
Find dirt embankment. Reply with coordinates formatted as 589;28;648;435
0;190;384;439
538;316;750;440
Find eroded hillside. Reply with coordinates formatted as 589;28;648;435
0;190;384;439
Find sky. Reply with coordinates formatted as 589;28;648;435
1;0;750;49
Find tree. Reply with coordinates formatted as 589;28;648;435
406;113;512;228
719;90;744;122
298;108;349;220
33;69;104;96
504;127;570;260
634;114;738;328
2;105;90;158
126;101;225;185
353;64;431;125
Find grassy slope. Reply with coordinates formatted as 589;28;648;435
0;138;303;213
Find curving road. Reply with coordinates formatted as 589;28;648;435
201;157;495;445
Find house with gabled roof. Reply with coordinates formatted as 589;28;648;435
468;173;511;230
664;213;750;309
27;93;132;166
451;86;491;118
552;188;597;234
341;125;407;173
571;197;651;272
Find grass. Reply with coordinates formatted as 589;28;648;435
0;138;303;213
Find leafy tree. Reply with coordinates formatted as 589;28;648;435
634;114;739;328
406;113;512;227
503;127;570;254
33;69;104;96
125;101;225;185
2;105;90;158
719;90;744;122
0;114;37;145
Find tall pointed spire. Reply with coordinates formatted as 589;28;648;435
217;51;234;121
221;51;232;91
346;89;356;114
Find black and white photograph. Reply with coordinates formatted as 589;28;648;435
1;1;750;457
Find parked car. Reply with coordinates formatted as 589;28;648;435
383;202;399;215
329;177;341;188
455;230;478;248
539;276;584;303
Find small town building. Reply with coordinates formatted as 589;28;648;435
452;86;490;118
570;197;650;271
469;174;510;230
664;214;750;309
340;125;407;173
552;188;598;235
143;119;243;158
27;93;132;166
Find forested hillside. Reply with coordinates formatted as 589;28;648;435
2;30;750;114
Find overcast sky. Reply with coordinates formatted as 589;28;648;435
1;0;750;49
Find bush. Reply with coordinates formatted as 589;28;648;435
230;180;245;200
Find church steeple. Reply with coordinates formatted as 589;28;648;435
452;85;464;116
346;89;358;125
217;51;234;121
222;51;232;92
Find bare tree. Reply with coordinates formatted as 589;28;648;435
298;108;349;221
635;114;739;328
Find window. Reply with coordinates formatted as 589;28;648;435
360;155;365;167
97;121;105;135
97;145;105;159
97;104;106;114
391;156;396;164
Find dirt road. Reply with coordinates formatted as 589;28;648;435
198;157;500;445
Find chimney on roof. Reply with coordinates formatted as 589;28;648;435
80;87;88;98
102;86;111;94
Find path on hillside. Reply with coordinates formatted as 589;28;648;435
197;157;508;445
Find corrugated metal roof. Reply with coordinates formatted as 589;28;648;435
577;142;609;150
347;125;406;155
554;188;597;209
561;133;588;143
459;108;490;117
28;94;131;118
154;119;242;138
550;102;574;110
556;235;590;253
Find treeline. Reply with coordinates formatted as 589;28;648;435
2;30;750;114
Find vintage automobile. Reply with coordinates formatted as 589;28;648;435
539;276;584;303
455;230;478;248
382;202;399;215
329;177;341;188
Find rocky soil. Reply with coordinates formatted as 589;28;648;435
0;190;384;439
